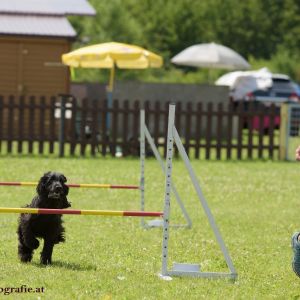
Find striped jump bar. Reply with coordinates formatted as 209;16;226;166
0;182;139;190
0;207;163;217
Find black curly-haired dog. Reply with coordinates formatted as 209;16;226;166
17;171;71;265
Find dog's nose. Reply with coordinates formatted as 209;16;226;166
54;186;63;193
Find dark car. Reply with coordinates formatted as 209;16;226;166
238;75;300;131
244;75;300;105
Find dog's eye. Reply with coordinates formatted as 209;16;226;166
60;176;67;183
43;178;51;186
45;177;55;187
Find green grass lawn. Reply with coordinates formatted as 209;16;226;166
0;156;299;299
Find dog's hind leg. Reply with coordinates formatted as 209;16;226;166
40;239;54;265
54;233;65;244
54;225;65;244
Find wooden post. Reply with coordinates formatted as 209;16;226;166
195;102;202;159
205;102;213;160
7;95;14;154
247;101;254;159
18;96;25;154
268;104;276;159
185;102;192;157
154;101;160;149
111;99;118;156
226;102;233;160
122;100;129;156
28;96;35;154
91;99;99;156
257;103;264;159
237;101;244;160
49;96;56;154
216;103;223;160
58;94;66;158
101;99;108;156
39;96;46;154
279;103;288;160
132;100;140;155
80;98;88;156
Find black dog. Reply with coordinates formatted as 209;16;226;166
17;172;71;265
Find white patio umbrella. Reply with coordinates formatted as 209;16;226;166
171;42;250;70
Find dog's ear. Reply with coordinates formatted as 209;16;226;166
61;174;67;183
63;184;69;196
59;174;69;196
36;172;50;196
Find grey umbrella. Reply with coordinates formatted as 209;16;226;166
171;42;250;70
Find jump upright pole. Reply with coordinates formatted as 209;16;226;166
0;207;163;217
0;182;139;190
140;109;146;227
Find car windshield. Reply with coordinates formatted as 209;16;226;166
272;78;295;93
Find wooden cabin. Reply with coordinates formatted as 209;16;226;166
0;0;95;138
0;0;95;100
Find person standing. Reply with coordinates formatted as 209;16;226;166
291;146;300;277
296;146;300;161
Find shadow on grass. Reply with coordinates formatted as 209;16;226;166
32;260;97;271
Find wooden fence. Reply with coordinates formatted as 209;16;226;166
0;95;281;159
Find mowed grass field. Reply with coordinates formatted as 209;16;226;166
0;156;300;299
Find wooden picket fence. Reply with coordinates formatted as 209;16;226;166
0;95;280;159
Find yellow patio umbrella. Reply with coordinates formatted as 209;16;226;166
62;41;163;92
62;42;163;134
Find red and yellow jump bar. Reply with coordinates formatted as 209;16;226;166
0;207;163;217
0;182;139;190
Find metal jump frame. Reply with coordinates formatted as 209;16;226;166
160;104;237;280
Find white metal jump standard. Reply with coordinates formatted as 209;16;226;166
160;104;237;280
139;109;192;229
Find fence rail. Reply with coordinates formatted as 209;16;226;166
0;95;281;159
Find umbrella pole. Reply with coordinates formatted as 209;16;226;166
106;65;115;131
108;64;115;92
106;90;113;131
207;69;212;84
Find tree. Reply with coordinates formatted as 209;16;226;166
68;0;300;82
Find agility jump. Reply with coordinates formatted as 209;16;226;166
0;104;236;280
0;182;139;190
0;207;162;217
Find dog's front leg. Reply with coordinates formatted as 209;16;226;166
17;225;35;262
22;228;40;250
40;239;54;265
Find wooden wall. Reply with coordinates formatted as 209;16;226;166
0;36;70;99
0;36;71;134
